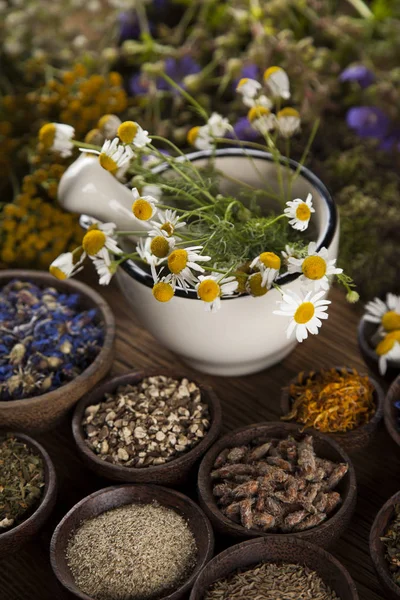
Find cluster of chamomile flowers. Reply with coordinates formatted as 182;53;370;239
363;293;400;374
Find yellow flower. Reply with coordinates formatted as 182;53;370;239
152;280;175;303
246;272;268;297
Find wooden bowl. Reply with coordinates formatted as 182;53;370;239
280;367;384;453
384;374;400;448
0;270;115;433
0;432;57;558
50;484;214;600
197;422;357;548
72;370;222;487
370;491;400;599
190;536;359;600
358;316;400;383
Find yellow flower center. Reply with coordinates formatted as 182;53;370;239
294;302;315;324
39;123;56;149
248;106;270;123
302;256;327;280
376;335;396;356
237;78;249;88
187;126;200;146
382;311;400;332
247;272;267;297
118;121;138;144
168;249;188;274
278;107;300;119
295;202;311;221
152;282;174;303
160;222;174;236
99;153;118;174
197;279;220;303
132;199;154;220
82;230;106;255
150;236;170;258
259;252;281;270
49;266;67;280
263;66;282;81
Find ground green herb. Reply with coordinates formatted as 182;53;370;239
381;503;400;586
0;435;45;531
204;562;340;600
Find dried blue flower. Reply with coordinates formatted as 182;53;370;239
0;280;104;401
340;65;375;89
346;106;390;139
230;117;261;142
118;11;141;41
128;55;201;96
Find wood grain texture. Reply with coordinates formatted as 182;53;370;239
50;484;214;600
189;536;359;600
370;491;400;600
0;270;116;433
72;370;222;486
0;282;395;600
280;368;385;454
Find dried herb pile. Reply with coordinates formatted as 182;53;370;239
282;368;375;433
204;562;340;600
381;504;400;587
0;435;45;531
66;502;197;600
83;376;210;467
211;435;348;533
0;280;104;401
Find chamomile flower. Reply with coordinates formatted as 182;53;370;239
204;113;232;138
196;273;238;312
150;210;186;238
274;289;331;342
250;252;281;289
376;331;400;375
236;77;262;101
82;222;122;262
287;242;343;291
187;126;213;150
364;293;400;331
149;234;176;259
284;193;315;231
136;237;163;282
49;252;83;280
131;187;158;221
281;244;298;262
167;246;211;291
81;138;134;179
277;108;301;138
117;120;151;148
246;272;268;297
38;123;75;158
263;66;290;100
92;254;115;285
245;94;273;110
247;106;276;135
152;275;175;303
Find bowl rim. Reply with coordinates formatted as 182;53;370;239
0;432;57;541
50;483;215;600
383;374;400;447
358;316;400;370
369;490;400;598
189;535;359;599
82;148;338;299
71;369;222;477
197;421;356;539
0;269;115;409
280;365;384;440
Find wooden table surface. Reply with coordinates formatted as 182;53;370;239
0;283;395;600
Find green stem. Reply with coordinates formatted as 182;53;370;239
136;0;153;39
158;72;209;121
345;0;373;18
292;118;320;181
73;140;101;151
150;135;206;185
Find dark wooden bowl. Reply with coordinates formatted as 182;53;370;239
370;491;400;599
197;422;357;548
280;367;384;453
384;375;400;449
0;432;57;558
0;270;115;433
190;536;359;600
50;484;214;600
358;316;400;383
72;370;222;487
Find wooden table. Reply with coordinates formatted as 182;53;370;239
0;284;394;600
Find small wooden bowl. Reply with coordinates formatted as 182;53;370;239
72;370;222;487
370;491;400;599
358;316;400;382
0;270;115;433
190;536;359;600
0;432;57;558
197;422;357;548
280;367;384;453
384;375;400;448
50;484;214;600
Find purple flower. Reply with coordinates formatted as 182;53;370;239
346;106;390;139
379;130;400;152
229;117;260;142
118;11;140;41
340;65;375;89
158;56;201;91
233;64;259;90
